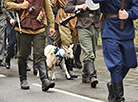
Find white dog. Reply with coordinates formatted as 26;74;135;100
44;44;74;80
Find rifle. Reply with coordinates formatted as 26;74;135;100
120;0;125;29
20;6;35;22
59;9;85;26
12;6;35;34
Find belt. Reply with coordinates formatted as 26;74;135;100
79;13;94;18
104;13;118;18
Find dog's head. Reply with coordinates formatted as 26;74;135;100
62;44;74;59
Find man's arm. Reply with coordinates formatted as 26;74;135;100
64;0;76;13
64;0;89;13
44;0;55;36
1;0;13;22
4;0;29;11
126;0;138;20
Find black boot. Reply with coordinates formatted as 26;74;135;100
0;60;5;67
5;58;10;69
37;61;55;91
18;61;29;90
82;61;98;88
112;81;125;102
107;82;115;102
65;58;78;79
74;43;82;69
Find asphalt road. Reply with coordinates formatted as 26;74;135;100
0;49;138;102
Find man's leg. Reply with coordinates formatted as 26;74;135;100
5;24;17;69
17;32;32;90
78;26;99;88
0;14;6;66
33;32;55;91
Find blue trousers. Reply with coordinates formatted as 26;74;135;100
6;24;17;59
102;38;137;82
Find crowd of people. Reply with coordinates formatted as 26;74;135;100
1;0;138;102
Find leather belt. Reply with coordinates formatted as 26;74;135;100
104;13;118;18
79;14;94;18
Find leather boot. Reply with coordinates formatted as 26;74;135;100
18;61;29;90
82;61;98;88
37;61;55;91
5;58;10;69
74;43;82;69
65;58;78;79
112;81;125;102
107;82;115;102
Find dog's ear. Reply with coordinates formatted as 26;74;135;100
70;44;74;49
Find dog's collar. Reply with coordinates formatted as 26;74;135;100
54;48;63;57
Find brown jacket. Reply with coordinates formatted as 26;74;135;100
5;0;55;34
64;0;100;29
51;0;77;30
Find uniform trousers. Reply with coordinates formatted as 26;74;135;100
77;25;99;64
102;38;137;82
17;32;46;64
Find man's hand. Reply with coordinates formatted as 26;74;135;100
49;28;55;37
76;4;89;11
10;19;15;25
119;9;129;20
20;1;29;9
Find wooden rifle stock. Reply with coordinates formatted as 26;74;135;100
120;0;125;29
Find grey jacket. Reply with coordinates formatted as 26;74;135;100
64;0;100;29
1;0;15;23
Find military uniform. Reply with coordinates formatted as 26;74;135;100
93;0;138;101
64;0;100;88
51;0;78;50
51;0;78;79
5;0;55;91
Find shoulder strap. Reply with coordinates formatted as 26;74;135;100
124;0;128;7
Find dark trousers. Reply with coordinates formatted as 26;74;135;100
102;38;137;82
6;24;17;59
17;32;46;64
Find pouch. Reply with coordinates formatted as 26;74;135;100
36;10;47;26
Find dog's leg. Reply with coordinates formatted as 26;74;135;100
36;70;40;78
61;59;71;79
52;66;56;80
